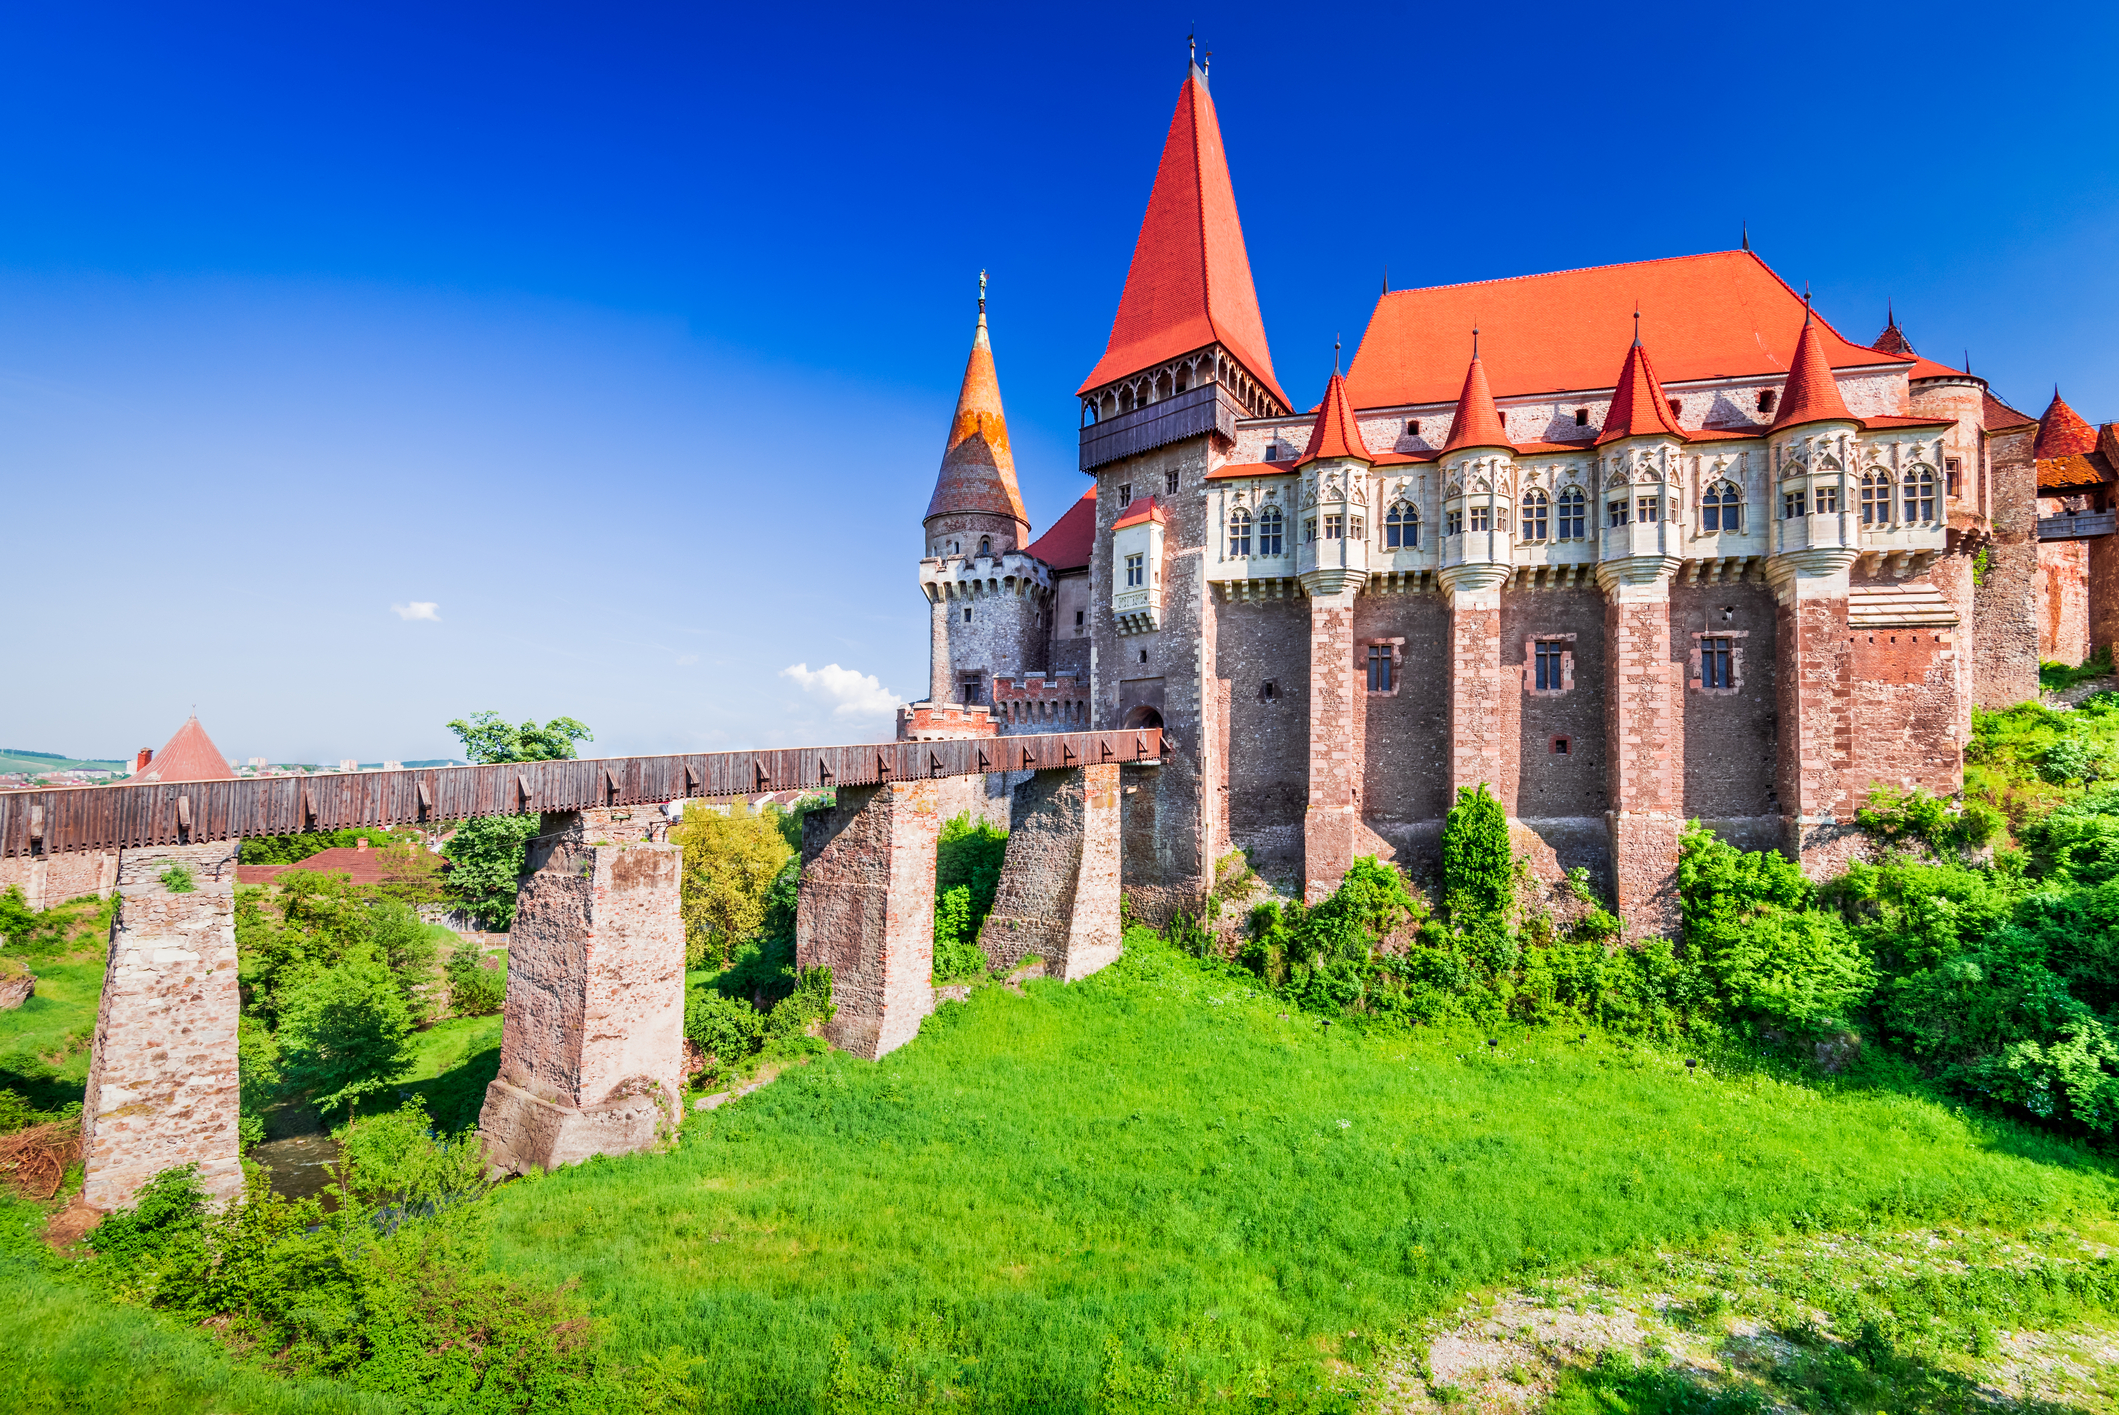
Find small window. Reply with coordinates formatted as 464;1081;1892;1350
1534;641;1566;691
1666;398;1682;421
963;606;973;622
1637;496;1661;524
1075;610;1085;626
960;676;984;705
1118;483;1132;508
1758;389;1777;414
1125;553;1144;587
1324;513;1345;539
1304;517;1318;543
1574;407;1589;427
1446;508;1464;536
1386;501;1419;549
1366;645;1394;693
1701;637;1734;689
1261;680;1277;701
978;537;990;556
1558;487;1586;539
1259;506;1284;556
1406;419;1421;436
1469;504;1491;532
1139;649;1149;664
1551;735;1571;756
1521;489;1549;542
1816;485;1838;515
1945;456;1962;497
1349;515;1365;540
1783;489;1807;519
1608;499;1630;528
1165;470;1180;495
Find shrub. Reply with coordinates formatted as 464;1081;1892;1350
1678;823;1871;1034
440;812;541;930
444;940;505;1017
672;805;795;968
1856;784;2003;858
159;864;196;894
275;949;418;1118
932;813;1007;981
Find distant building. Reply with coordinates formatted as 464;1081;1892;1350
131;716;235;784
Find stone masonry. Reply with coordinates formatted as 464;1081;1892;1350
82;840;242;1209
1303;584;1360;900
1602;567;1683;935
797;781;940;1060
480;809;684;1175
977;765;1122;980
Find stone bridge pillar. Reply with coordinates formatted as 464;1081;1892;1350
480;809;684;1175
82;840;242;1210
797;781;940;1061
977;764;1122;981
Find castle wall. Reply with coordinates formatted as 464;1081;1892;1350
2039;539;2092;665
1214;595;1311;887
1048;569;1093;681
1354;591;1451;878
0;849;117;912
1670;581;1779;848
2093;536;2119;666
1974;423;2041;706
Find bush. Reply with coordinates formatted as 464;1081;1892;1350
671;805;794;968
1856;784;2003;858
275;950;418;1118
1678;823;1873;1034
443;941;505;1018
932;813;1007;981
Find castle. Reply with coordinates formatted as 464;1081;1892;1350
900;58;2104;932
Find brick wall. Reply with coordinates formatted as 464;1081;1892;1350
1775;567;1857;875
1604;580;1682;934
1354;592;1451;878
1047;569;1093;681
1669;582;1778;836
1975;424;2041;706
1214;595;1311;887
1304;584;1361;899
796;781;939;1060
2038;540;2092;665
0;849;117;911
2092;536;2119;665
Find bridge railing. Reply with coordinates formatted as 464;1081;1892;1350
0;729;1164;858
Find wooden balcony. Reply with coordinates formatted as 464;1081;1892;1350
2038;511;2117;540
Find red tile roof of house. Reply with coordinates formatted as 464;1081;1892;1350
1907;355;1973;382
1441;352;1512;452
1206;459;1298;479
1871;312;1915;356
1595;338;1685;445
1077;68;1287;409
1984;393;2038;433
2036;391;2100;459
1296;370;1373;465
2038;452;2114;493
1111;496;1167;530
132;715;234;784
926;300;1029;532
1024;487;1097;571
236;839;417;887
1769;314;1856;431
1344;251;1908;410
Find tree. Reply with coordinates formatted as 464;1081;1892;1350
671;805;794;968
442;814;543;930
446;711;594;765
275;949;417;1117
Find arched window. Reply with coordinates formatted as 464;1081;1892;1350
1860;471;1890;525
1557;487;1586;540
1906;467;1936;524
1701;480;1741;533
1228;507;1253;558
1385;500;1419;549
1258;506;1284;556
978;537;990;556
1521;489;1549;542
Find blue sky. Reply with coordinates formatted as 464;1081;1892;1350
5;1;2114;763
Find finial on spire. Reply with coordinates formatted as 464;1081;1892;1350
1382;263;1389;295
1333;333;1341;375
1802;284;1812;326
978;269;987;315
1964;349;1971;374
1886;297;1895;327
1741;221;1749;252
1189;28;1195;65
1472;325;1480;359
1632;302;1641;347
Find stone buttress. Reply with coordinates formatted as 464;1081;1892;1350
797;781;941;1060
976;765;1123;979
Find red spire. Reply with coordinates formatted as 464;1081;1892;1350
1076;67;1286;409
925;282;1029;539
1595;336;1685;445
133;715;234;784
2037;390;2099;459
1295;370;1372;466
1769;311;1854;431
1441;347;1511;452
1871;304;1915;356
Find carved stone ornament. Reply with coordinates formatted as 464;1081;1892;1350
1443;479;1464;499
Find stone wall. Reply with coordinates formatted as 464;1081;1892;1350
82;840;241;1210
1603;575;1682;936
977;765;1122;980
1670;582;1779;835
1354;591;1451;876
1975;423;2042;706
796;781;939;1060
2039;540;2092;665
0;850;118;912
1213;594;1311;889
1303;583;1361;899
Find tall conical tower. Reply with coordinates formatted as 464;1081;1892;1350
916;279;1052;712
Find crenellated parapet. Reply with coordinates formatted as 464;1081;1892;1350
918;549;1054;606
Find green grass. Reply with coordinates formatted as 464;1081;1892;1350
480;933;2117;1411
397;1012;503;1133
2039;645;2115;695
0;954;105;1111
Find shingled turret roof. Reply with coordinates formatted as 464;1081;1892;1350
1595;335;1685;445
2036;391;2100;460
1296;370;1373;466
1871;306;1915;356
1769;310;1855;431
925;289;1029;534
134;715;234;784
1077;65;1286;409
1441;348;1512;453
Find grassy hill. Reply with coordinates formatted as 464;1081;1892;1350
0;750;126;776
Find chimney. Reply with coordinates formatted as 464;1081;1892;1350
356;838;369;852
135;748;152;773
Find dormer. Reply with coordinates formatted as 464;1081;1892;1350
1111;497;1167;634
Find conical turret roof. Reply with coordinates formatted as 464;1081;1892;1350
134;715;234;784
1595;336;1685;445
1871;306;1915;356
1295;370;1372;466
925;294;1029;532
2036;390;2099;460
1769;311;1854;431
1077;65;1286;409
1441;350;1511;453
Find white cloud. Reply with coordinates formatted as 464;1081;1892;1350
780;662;899;718
391;601;441;622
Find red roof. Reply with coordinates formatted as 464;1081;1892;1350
1024;487;1097;571
1769;315;1856;431
926;305;1029;531
1344;251;1908;410
237;840;414;887
1296;370;1373;465
1908;356;1972;382
1206;459;1298;479
1077;69;1286;409
1595;338;1685;445
1871;315;1915;356
1984;393;2037;433
132;715;234;784
2038;453;2114;493
2036;391;2100;459
1111;496;1167;530
1440;353;1512;452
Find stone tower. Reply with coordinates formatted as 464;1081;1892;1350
918;279;1050;709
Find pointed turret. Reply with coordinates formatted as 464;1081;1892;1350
133;715;234;784
2036;389;2099;460
1077;63;1287;411
925;277;1030;556
1595;335;1685;445
1296;370;1372;466
1441;344;1511;453
1871;303;1915;356
1769;308;1854;431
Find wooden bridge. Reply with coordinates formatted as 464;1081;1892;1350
13;730;1159;1210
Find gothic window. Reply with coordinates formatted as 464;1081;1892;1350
1783;489;1807;519
1228;507;1253;558
1125;554;1144;587
1558;487;1586;539
1324;513;1345;539
1907;467;1937;524
1304;517;1318;543
1521;489;1549;541
1608;499;1630;528
1366;645;1394;692
1386;500;1419;548
1701;480;1741;532
1861;471;1889;524
1701;637;1735;689
1637;496;1662;524
1534;641;1566;691
1816;485;1838;514
1469;504;1491;532
1445;509;1463;536
1350;515;1365;540
1259;506;1284;555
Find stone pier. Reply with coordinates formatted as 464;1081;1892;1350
1600;559;1683;936
82;840;242;1210
479;809;684;1175
977;765;1122;981
796;781;940;1060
